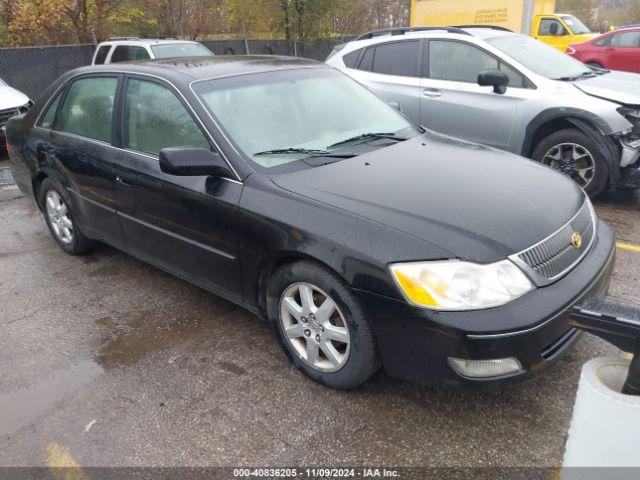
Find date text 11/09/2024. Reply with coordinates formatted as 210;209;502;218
233;468;400;477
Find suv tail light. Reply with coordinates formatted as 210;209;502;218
566;46;576;55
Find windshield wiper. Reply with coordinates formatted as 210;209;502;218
556;71;597;82
327;132;407;150
254;147;331;156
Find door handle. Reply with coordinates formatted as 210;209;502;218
115;175;132;187
422;88;443;98
116;173;161;189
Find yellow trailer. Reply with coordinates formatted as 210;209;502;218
410;0;596;51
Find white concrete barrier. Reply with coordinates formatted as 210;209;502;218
562;356;640;480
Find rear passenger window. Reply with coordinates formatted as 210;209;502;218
611;32;640;47
359;47;375;71
94;45;111;65
342;49;362;68
111;46;150;63
57;77;118;143
360;41;420;77
40;91;62;129
123;78;210;156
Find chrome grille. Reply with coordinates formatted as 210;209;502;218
511;200;595;286
0;107;19;128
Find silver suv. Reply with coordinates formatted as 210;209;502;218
327;26;640;196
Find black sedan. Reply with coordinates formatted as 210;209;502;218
6;57;615;389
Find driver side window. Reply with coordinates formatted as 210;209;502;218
123;78;210;156
539;18;567;36
428;41;524;87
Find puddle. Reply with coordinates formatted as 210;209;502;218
0;360;103;436
95;308;214;369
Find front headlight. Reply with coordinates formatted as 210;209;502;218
618;107;640;136
18;100;33;115
389;259;534;311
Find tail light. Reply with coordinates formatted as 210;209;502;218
567;46;576;55
3;129;11;156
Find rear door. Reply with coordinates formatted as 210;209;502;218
112;75;243;301
341;40;423;122
607;31;640;73
420;39;536;151
46;74;124;247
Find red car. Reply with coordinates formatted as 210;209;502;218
567;27;640;73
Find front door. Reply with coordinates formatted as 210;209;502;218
419;39;535;152
112;76;243;301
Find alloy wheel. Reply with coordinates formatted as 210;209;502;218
45;190;74;244
541;143;595;189
279;282;351;372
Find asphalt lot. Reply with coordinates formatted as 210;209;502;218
1;154;639;470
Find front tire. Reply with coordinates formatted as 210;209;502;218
39;178;94;255
532;128;609;197
266;261;378;389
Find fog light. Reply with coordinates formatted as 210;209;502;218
448;357;523;379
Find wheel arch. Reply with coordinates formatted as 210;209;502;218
255;251;346;320
522;109;620;184
32;172;48;211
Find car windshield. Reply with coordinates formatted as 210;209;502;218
486;34;593;80
150;43;213;59
560;15;591;34
193;68;414;169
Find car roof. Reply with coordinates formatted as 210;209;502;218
71;55;325;83
343;27;518;47
98;39;202;47
461;28;517;40
613;26;640;32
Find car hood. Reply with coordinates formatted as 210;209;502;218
270;133;585;263
574;70;640;106
0;85;29;111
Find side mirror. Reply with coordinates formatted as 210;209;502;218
159;147;233;178
478;69;509;94
549;22;559;35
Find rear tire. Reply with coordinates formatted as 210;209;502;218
532;128;608;197
38;178;94;255
266;261;378;390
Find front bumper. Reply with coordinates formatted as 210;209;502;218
619;137;640;168
352;220;616;387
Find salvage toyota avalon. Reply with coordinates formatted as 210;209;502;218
5;57;616;389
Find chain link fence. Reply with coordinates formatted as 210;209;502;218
0;38;347;102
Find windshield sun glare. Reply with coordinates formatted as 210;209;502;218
194;69;413;169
